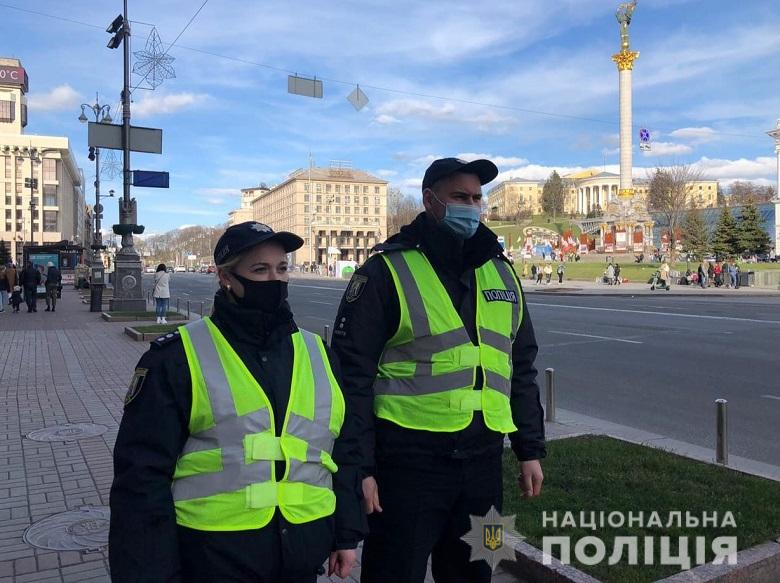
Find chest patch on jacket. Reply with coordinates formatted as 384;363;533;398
482;289;518;304
345;274;368;303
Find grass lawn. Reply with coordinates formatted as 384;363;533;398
503;436;780;583
131;323;182;334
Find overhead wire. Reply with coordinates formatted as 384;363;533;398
0;1;766;141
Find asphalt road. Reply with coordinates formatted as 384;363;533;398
147;273;780;466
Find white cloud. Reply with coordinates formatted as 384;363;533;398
692;156;776;181
133;93;211;118
196;187;239;197
375;169;398;178
456;153;529;167
641;142;694;157
374;114;400;125
27;85;81;112
669;127;718;143
376;99;456;122
178;224;198;230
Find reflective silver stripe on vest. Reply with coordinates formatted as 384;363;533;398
384;253;430;337
173;319;272;502
491;259;521;340
478;327;511;355
381;328;470;365
484;370;510;398
286;330;336;492
374;369;474;397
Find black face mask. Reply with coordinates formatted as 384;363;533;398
230;275;288;312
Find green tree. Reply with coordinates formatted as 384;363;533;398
735;198;771;256
710;207;738;259
681;210;710;260
541;171;565;219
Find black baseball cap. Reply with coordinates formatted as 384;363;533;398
421;157;499;191
214;221;303;265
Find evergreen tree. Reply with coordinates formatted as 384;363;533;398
0;240;9;266
682;210;710;260
541;171;565;218
711;207;738;259
735;199;771;256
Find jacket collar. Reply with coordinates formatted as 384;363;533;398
211;289;296;348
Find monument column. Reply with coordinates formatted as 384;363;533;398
767;120;780;256
612;1;639;199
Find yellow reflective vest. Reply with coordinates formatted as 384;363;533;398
375;250;522;433
172;317;345;531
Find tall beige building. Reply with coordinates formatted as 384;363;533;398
240;163;388;267
487;169;717;218
0;58;85;263
229;186;266;226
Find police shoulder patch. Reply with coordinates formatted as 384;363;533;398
151;330;181;349
345;274;369;303
124;367;148;407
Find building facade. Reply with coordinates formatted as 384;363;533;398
228;187;266;226
239;164;388;268
0;58;85;263
487;168;717;218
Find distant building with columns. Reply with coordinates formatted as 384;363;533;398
487;169;717;219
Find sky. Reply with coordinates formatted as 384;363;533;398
2;0;779;234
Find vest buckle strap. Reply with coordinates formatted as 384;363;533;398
246;481;278;509
450;390;483;412
248;432;284;461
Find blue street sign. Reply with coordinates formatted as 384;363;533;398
132;170;169;188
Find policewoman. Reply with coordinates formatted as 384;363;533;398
110;222;365;582
332;158;546;583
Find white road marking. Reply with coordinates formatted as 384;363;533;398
309;300;335;305
291;283;346;292
761;395;780;401
528;302;780;325
548;331;643;344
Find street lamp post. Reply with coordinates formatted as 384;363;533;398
79;95;113;311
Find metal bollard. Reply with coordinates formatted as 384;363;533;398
716;399;728;465
545;368;556;422
323;325;331;347
176;297;180;314
199;301;204;317
187;300;191;319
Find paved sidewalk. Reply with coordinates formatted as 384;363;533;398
2;289;776;582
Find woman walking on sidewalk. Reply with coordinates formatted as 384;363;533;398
0;265;8;312
153;263;170;324
110;222;364;583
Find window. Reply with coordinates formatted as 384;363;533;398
304;205;309;213
4;209;10;219
363;207;368;215
15;209;22;219
335;206;341;214
374;186;379;194
316;205;322;213
326;184;332;193
43;158;58;181
4;156;10;178
304;183;309;192
4;196;9;206
345;207;350;214
43;211;58;232
316;194;322;203
344;195;350;204
15;195;21;206
335;184;341;194
43;184;57;206
374;197;380;205
0;100;14;123
335;196;340;204
15;157;23;177
363;196;368;205
315;183;322;193
304;193;309;202
344;185;350;194
374;207;380;215
4;222;9;232
364;186;369;194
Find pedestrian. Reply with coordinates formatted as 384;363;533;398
152;263;171;324
522;261;529;279
606;263;615;285
729;262;739;289
109;221;364;583
614;263;621;285
697;262;707;289
44;262;61;312
5;262;18;294
660;261;671;288
536;264;544;285
543;262;552;284
10;285;22;312
556;262;565;284
530;263;538;282
0;264;8;312
331;157;545;583
21;261;41;313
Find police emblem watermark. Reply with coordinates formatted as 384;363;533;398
461;506;523;572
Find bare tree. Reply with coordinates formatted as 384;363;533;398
647;163;702;262
387;187;423;236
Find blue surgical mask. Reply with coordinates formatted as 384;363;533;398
431;191;481;239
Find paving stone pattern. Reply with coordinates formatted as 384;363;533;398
0;291;522;582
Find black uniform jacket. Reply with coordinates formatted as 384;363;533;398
331;213;547;474
109;291;366;582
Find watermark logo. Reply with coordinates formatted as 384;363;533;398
461;506;523;572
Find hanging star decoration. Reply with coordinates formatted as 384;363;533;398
460;506;523;572
132;27;176;89
100;150;122;180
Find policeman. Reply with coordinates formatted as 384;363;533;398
332;158;546;583
109;222;366;583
